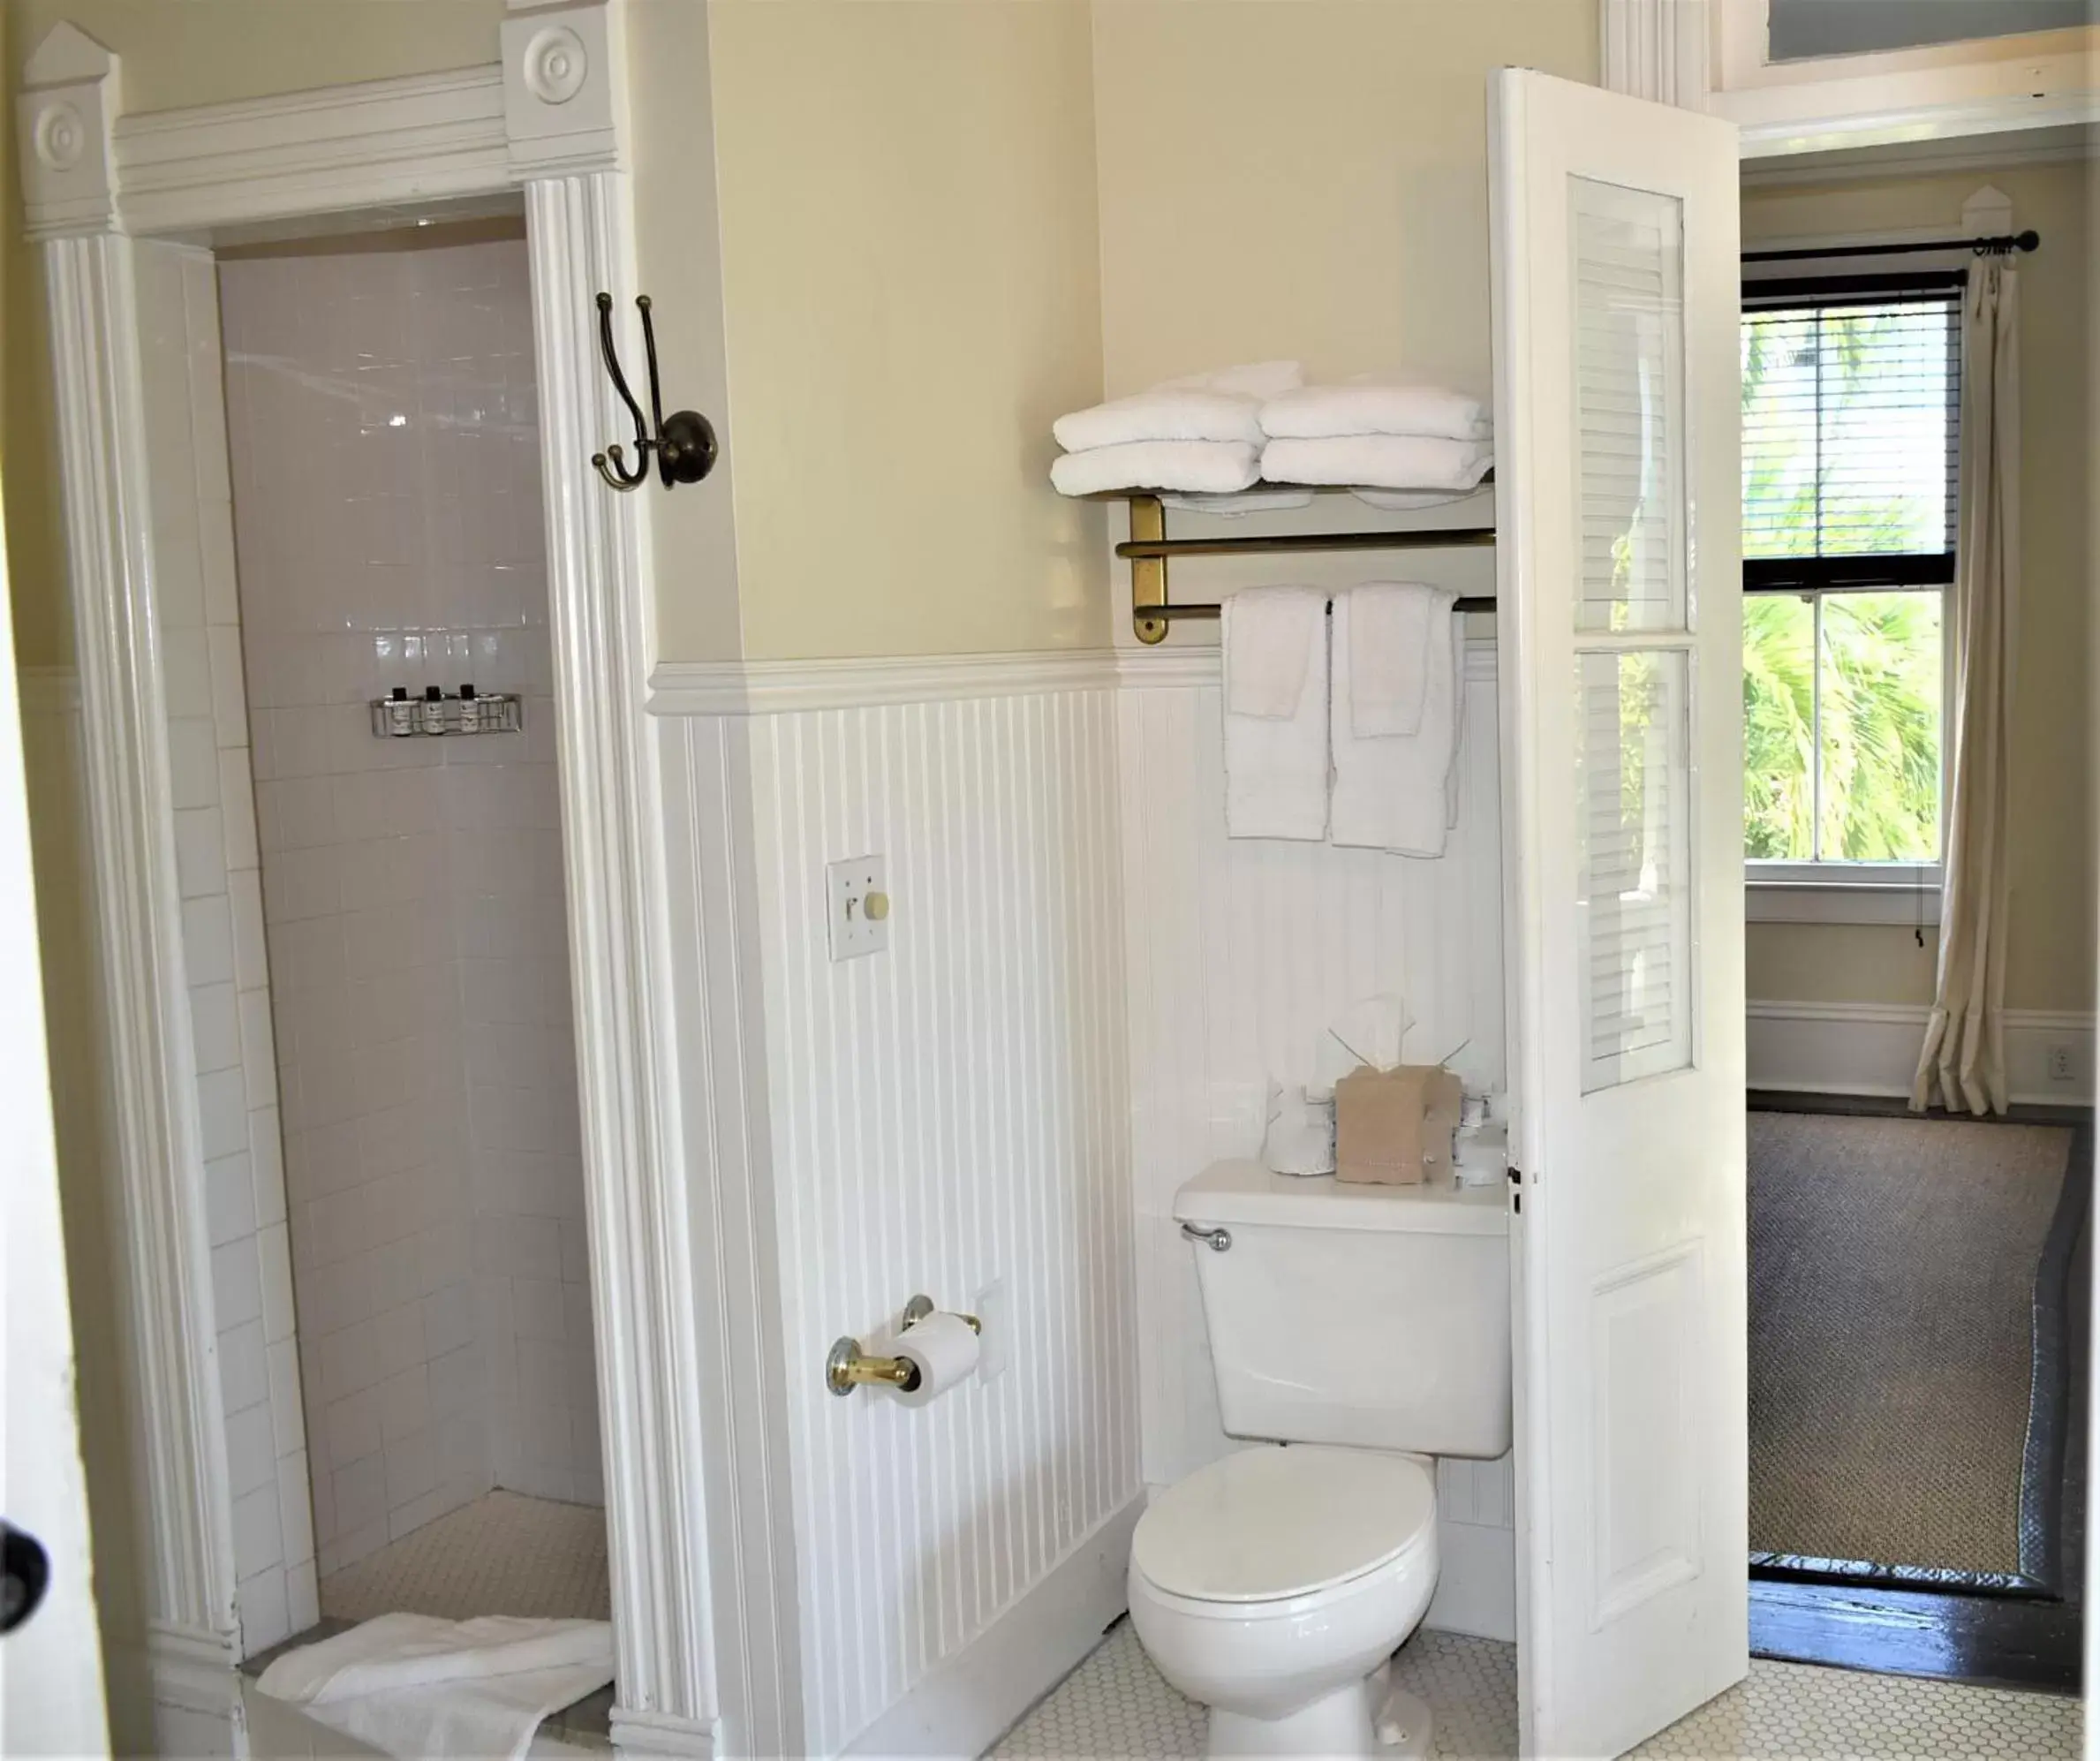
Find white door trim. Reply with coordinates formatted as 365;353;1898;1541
15;7;766;1753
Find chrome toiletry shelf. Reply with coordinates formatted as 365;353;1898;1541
370;687;522;737
1091;482;1498;644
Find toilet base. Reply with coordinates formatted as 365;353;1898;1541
1206;1679;1374;1758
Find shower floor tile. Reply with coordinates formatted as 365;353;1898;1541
318;1489;610;1624
992;1621;2079;1758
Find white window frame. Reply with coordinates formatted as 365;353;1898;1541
1740;283;1959;926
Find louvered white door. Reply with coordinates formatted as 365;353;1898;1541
1488;69;1747;1760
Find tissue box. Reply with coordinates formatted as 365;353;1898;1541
1334;1065;1464;1185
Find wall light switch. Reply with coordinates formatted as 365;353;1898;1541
827;855;889;962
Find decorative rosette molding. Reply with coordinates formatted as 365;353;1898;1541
503;0;627;180
17;20;120;238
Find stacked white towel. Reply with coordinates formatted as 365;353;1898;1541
1258;376;1494;500
1050;362;1301;497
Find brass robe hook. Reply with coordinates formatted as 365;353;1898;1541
591;291;719;492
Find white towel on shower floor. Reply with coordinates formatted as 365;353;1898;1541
1260;379;1491;442
1262;435;1493;495
1330;586;1460;856
1223;586;1329;842
256;1613;615;1761
1051;439;1261;497
1053;361;1303;452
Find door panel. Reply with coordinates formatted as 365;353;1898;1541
1490;68;1746;1760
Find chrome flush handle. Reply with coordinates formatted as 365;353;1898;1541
1180;1222;1232;1252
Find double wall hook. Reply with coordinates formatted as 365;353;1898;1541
592;291;719;493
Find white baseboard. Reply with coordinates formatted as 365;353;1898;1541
1747;1001;2095;1107
841;1492;1145;1759
607;1704;720;1759
1423;1520;1517;1644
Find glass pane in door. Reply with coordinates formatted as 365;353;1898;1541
1572;177;1688;635
1576;648;1694;1092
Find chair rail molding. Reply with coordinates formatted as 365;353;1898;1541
14;5;781;1753
1599;0;1712;110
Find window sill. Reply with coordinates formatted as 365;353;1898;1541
1746;871;1943;927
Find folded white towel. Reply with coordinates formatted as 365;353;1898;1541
1054;361;1303;452
1261;379;1491;442
1349;583;1438;738
1051;440;1260;497
1223;587;1328;842
1263;435;1493;494
1331;586;1460;856
256;1614;615;1761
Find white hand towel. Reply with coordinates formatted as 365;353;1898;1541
1054;361;1303;452
1051;439;1260;497
256;1614;616;1761
1349;583;1438;738
1223;587;1328;842
1263;435;1493;494
1162;487;1316;515
1331;586;1459;856
1260;379;1491;442
1353;484;1492;511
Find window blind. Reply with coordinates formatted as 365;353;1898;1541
1741;288;1960;589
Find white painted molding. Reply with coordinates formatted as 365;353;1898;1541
38;227;242;1710
839;1493;1144;1760
1747;999;2095;1105
113;67;508;238
648;637;1499;716
17;22;120;239
1599;0;1711;110
525;166;729;1755
504;0;627;180
1739;125;2098;190
647;647;1125;716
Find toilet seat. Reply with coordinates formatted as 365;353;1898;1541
1132;1447;1436;1606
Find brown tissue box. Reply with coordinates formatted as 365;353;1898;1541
1334;1065;1464;1185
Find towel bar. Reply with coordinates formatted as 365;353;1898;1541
1102;489;1498;643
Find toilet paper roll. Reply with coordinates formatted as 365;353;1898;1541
887;1311;981;1407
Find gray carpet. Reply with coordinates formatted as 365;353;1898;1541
1748;1109;2074;1574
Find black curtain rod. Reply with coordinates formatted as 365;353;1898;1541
1743;229;2039;266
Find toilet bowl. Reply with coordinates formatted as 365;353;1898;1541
1128;1446;1439;1758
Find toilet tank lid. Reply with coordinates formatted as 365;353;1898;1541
1173;1160;1508;1236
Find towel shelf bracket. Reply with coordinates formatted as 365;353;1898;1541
1111;492;1498;644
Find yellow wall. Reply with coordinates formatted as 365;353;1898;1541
681;0;1107;661
1741;161;2096;1014
1092;0;1597;400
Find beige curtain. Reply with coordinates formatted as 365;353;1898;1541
1913;259;2020;1116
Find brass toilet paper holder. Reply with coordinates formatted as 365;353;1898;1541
826;1294;981;1397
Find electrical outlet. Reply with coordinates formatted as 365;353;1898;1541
826;855;889;962
974;1277;1008;1385
2048;1044;2075;1084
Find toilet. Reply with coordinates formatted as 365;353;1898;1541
1128;1160;1511;1758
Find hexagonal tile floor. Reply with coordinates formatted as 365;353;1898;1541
991;1621;2080;1759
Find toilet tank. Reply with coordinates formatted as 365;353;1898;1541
1175;1160;1512;1458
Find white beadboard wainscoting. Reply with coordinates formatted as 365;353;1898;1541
1115;638;1518;1644
653;655;1143;1760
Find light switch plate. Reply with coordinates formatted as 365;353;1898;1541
826;855;889;961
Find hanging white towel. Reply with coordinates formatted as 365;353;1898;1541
1260;379;1491;442
1223;587;1328;842
1051;439;1261;497
256;1614;615;1761
1331;586;1460;857
1161;487;1317;515
1348;583;1438;738
1054;361;1303;451
1353;484;1492;512
1262;435;1493;494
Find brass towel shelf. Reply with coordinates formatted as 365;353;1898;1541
1099;485;1497;644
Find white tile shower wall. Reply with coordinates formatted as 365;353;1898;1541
673;686;1141;1757
1116;644;1517;1640
217;235;601;1581
135;240;315;1656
